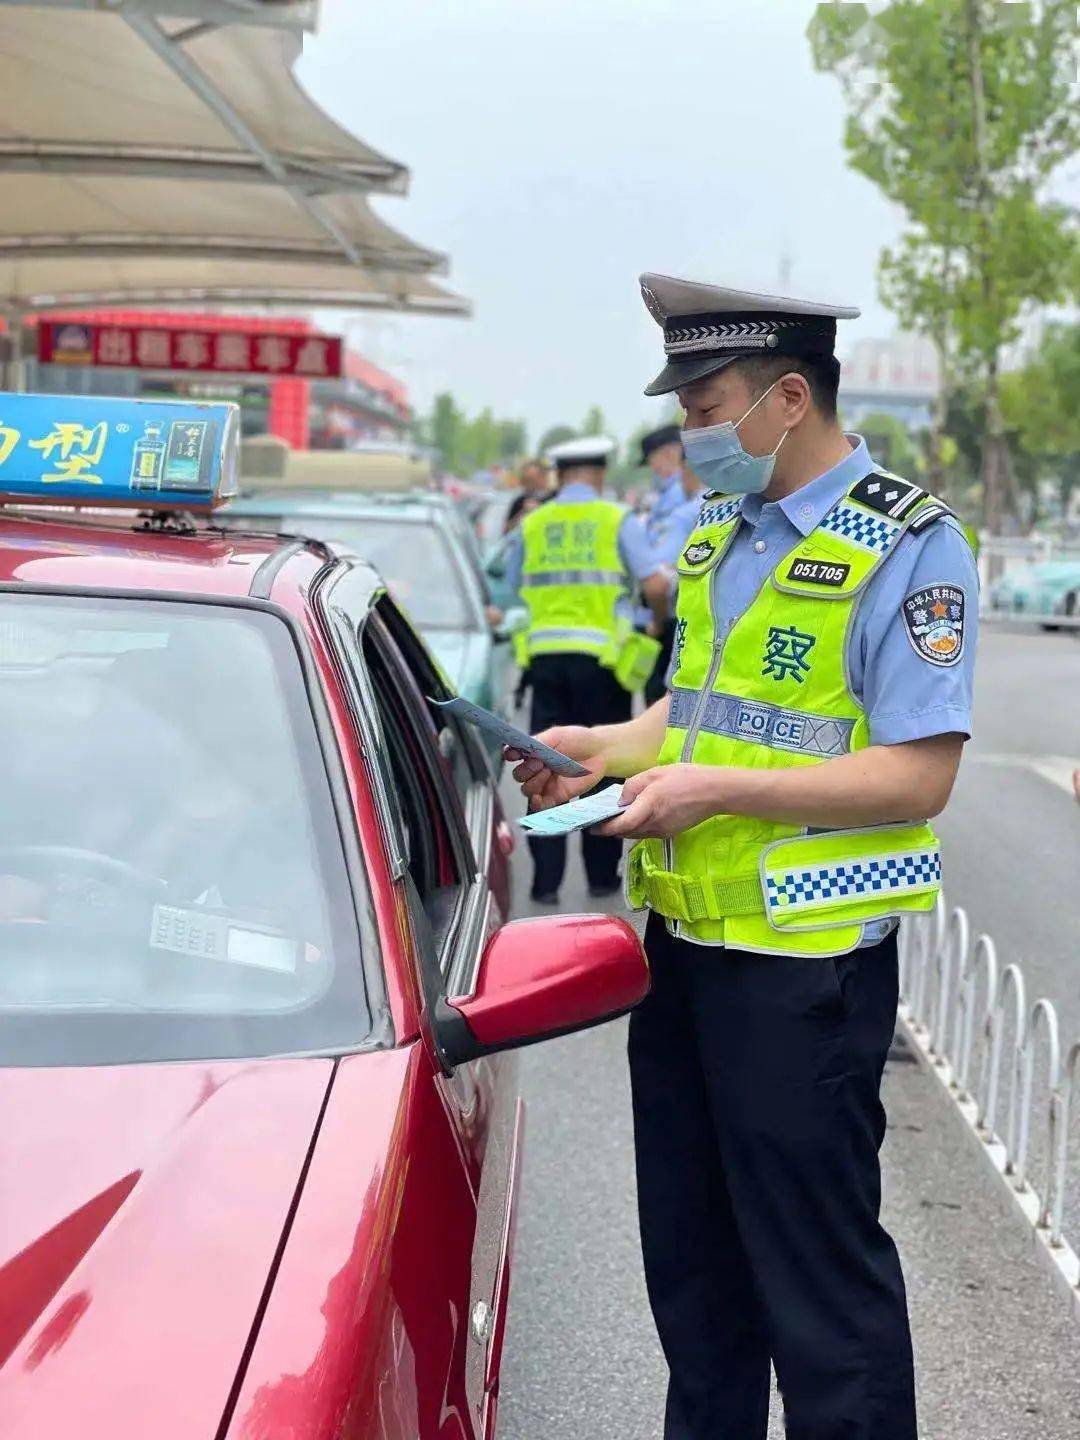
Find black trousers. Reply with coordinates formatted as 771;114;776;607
526;651;632;897
644;617;677;706
630;916;916;1440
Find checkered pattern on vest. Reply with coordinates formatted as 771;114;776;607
697;495;742;529
766;850;941;912
818;501;900;555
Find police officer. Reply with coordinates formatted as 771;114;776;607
505;434;668;905
510;276;978;1439
638;424;707;703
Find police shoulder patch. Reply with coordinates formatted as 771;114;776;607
850;473;925;520
901;583;966;667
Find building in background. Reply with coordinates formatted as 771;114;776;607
839;334;940;431
24;311;410;451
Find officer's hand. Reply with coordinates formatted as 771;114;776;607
505;725;605;811
593;764;721;839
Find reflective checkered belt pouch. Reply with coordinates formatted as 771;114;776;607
627;824;941;931
627;475;946;955
519;498;628;661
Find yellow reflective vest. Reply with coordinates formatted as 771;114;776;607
519;496;629;664
626;476;948;957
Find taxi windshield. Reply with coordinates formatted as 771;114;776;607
269;514;477;631
0;593;370;1067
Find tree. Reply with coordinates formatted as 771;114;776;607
809;0;1079;534
497;419;528;463
417;394;528;475
1000;322;1080;523
857;412;924;479
427;392;465;472
537;424;577;455
579;404;609;438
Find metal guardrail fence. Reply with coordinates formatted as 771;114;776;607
899;897;1080;1319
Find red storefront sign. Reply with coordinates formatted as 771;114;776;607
38;320;343;380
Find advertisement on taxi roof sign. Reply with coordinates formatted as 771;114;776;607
0;393;240;510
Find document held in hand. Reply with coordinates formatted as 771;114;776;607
430;696;590;778
517;784;627;837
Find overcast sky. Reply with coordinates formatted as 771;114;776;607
298;0;905;446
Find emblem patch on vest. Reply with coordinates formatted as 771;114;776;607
786;558;851;588
682;538;716;568
849;474;924;520
761;624;816;684
901;584;966;667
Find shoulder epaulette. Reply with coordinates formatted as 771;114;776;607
908;502;956;535
848;472;927;521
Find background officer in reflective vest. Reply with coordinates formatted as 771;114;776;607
637;424;707;704
509;276;978;1440
505;434;668;905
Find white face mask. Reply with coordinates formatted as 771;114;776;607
680;381;788;495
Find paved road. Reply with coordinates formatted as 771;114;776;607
939;622;1079;1032
494;629;1080;1435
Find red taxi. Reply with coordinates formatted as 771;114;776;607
0;398;648;1439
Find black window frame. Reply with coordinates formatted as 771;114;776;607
319;564;495;993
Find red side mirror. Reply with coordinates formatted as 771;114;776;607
437;913;650;1067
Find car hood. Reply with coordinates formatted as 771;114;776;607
421;627;490;699
0;1057;333;1440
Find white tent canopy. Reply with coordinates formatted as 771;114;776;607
0;1;470;321
1;255;468;316
0;175;446;272
0;4;397;191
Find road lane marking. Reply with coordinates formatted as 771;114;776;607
969;752;1079;797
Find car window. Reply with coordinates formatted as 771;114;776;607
358;610;475;951
0;593;370;1067
378;592;490;806
278;514;479;632
322;569;493;979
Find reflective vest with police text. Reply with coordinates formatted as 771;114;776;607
626;474;954;956
520;496;628;663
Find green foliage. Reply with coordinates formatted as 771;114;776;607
418;392;529;476
857;411;925;477
536;424;578;455
1000;322;1080;458
579;404;608;438
1000;322;1080;514
809;0;1078;370
810;0;1079;528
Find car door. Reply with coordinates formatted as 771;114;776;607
323;568;520;1437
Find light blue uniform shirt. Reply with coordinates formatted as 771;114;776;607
629;472;707;625
645;473;688;544
665;435;978;948
504;480;661;621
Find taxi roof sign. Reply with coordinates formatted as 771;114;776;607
0;393;240;511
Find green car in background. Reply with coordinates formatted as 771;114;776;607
220;490;515;759
989;559;1080;631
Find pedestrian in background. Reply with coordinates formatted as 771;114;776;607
504;457;553;532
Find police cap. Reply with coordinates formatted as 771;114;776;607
639;423;683;466
546;434;617;471
639;273;860;397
